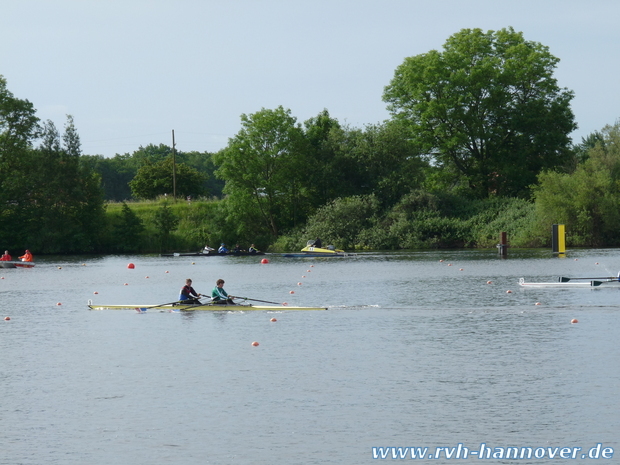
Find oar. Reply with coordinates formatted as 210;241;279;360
559;276;618;282
233;296;282;305
139;299;201;312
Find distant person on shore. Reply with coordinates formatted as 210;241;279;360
0;250;11;261
211;279;235;304
179;278;202;304
19;250;33;262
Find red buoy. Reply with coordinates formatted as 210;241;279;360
261;258;269;264
251;341;260;346
127;263;135;269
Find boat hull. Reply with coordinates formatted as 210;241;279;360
0;261;35;268
518;278;602;288
161;251;265;257
88;302;327;311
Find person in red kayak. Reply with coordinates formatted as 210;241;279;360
19;250;33;262
0;250;11;261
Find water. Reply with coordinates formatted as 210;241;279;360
1;249;619;464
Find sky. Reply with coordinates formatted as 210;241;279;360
2;0;619;157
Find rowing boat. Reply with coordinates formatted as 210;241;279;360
161;251;265;257
0;261;35;268
518;277;603;288
283;245;349;258
87;301;327;311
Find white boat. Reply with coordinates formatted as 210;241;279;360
88;301;327;311
518;278;603;288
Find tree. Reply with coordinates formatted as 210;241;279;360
129;157;207;200
532;121;620;246
153;201;179;251
383;27;576;198
112;202;145;252
214;106;312;237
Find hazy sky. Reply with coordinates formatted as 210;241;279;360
3;0;619;157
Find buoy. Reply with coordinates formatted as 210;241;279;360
302;275;306;278
57;266;62;269
448;263;452;266
82;263;86;266
4;316;10;321
595;262;599;265
439;259;444;262
251;341;259;347
56;302;62;306
535;302;541;306
574;259;578;261
289;290;295;294
127;263;135;269
1;277;4;279
93;291;98;295
270;318;277;322
192;262;195;265
310;265;314;267
297;282;302;286
571;318;578;324
165;270;169;273
261;258;269;264
486;281;492;284
282;302;288;306
145;276;149;279
459;268;464;271
124;283;128;286
506;290;512;294
307;270;311;272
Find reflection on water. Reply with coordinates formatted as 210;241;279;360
0;250;619;464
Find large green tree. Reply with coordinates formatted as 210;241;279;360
383;27;576;198
214;106;311;237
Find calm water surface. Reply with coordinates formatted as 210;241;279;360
1;249;619;464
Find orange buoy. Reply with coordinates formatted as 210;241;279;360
571;318;578;324
56;302;62;306
302;275;306;278
93;291;98;295
439;259;444;262
486;281;492;284
289;290;295;294
57;267;62;269
127;263;135;269
124;283;128;286
506;290;512;294
310;265;314;267
535;302;541;306
261;258;269;264
251;341;260;346
297;282;302;286
4;316;10;321
459;268;464;271
270;318;277;322
165;270;169;273
145;276;149;279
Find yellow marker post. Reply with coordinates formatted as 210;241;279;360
552;224;565;254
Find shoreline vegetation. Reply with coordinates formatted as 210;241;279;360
3;28;620;255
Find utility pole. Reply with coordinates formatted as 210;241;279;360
172;129;177;201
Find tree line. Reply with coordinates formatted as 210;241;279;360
2;27;619;254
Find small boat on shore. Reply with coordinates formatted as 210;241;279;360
88;301;327;311
0;261;35;269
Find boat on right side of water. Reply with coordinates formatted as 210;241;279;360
518;277;607;288
282;240;352;258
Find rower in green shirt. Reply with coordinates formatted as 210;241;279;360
212;278;236;304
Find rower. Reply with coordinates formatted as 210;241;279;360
211;279;235;304
179;278;202;304
0;250;11;261
19;249;33;262
218;243;229;254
